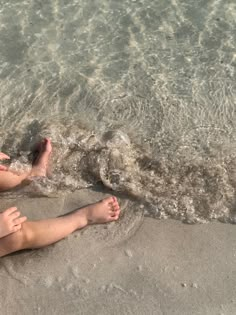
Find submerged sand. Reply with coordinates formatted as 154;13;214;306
0;189;236;315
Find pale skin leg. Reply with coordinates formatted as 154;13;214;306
0;171;30;192
0;138;52;192
0;139;51;240
0;151;29;190
0;140;51;241
0;139;121;257
0;197;120;257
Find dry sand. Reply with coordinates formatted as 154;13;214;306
0;189;236;315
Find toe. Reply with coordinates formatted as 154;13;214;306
113;197;119;208
113;213;120;221
110;203;119;212
103;196;114;205
108;214;119;222
44;138;52;152
109;208;119;215
0;165;8;171
110;207;119;214
45;138;50;146
111;209;120;217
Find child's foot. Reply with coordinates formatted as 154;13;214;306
77;196;121;228
30;138;52;177
0;152;10;171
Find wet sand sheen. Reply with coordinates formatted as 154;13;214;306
0;190;236;315
0;0;236;313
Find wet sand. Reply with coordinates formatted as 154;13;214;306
0;190;236;315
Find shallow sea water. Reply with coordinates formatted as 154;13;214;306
0;0;236;223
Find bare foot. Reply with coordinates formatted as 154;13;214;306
30;138;52;177
76;196;121;228
0;152;10;172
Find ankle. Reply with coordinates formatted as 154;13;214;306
75;209;90;228
30;166;46;177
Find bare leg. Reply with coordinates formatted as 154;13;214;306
0;197;120;257
0;139;52;191
0;171;30;191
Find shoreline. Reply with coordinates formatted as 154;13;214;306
0;190;236;314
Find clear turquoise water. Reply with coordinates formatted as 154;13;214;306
0;0;236;223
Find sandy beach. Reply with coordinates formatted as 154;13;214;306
0;189;235;315
0;0;236;314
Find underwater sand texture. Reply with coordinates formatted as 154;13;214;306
1;0;236;222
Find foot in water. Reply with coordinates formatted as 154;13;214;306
31;138;52;177
76;196;121;228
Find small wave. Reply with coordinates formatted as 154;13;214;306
1;119;236;224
